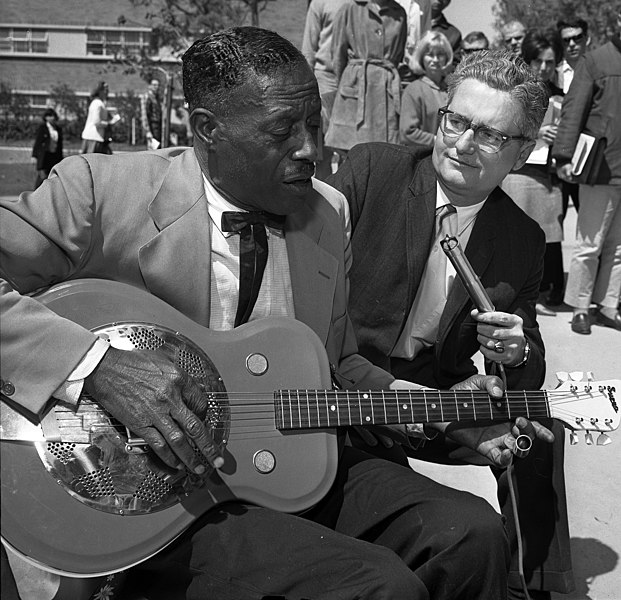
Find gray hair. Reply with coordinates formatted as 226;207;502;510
446;49;549;140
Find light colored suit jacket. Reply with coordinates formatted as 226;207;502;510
0;147;392;414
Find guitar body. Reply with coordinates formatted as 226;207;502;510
1;279;338;576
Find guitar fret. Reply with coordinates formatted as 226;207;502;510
306;390;311;428
382;390;387;424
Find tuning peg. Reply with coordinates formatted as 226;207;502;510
586;371;594;382
569;371;584;381
556;371;569;384
597;433;612;446
570;432;579;445
585;431;594;445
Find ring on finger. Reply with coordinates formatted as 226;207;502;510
493;340;505;354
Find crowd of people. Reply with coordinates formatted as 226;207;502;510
303;0;621;336
6;4;619;600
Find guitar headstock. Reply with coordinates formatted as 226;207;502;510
549;372;619;446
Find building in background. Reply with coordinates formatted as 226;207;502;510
0;0;179;141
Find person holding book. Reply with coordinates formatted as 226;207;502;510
552;12;621;334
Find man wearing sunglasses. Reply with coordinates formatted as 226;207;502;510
555;18;590;94
328;49;573;600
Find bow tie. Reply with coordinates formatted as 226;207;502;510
221;211;286;233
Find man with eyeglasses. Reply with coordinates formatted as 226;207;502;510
328;49;573;600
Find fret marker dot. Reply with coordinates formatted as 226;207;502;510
463;403;468;408
363;393;369;399
330;405;336;412
365;416;371;422
496;402;502;408
402;404;408;410
431;403;437;409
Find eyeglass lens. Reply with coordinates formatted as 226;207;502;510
562;34;584;44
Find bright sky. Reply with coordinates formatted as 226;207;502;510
444;0;499;45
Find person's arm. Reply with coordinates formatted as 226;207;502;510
0;158;222;472
330;4;351;81
301;0;321;68
399;84;436;149
552;56;595;181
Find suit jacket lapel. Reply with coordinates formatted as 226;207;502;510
439;188;501;339
286;196;338;344
406;158;437;303
139;149;213;325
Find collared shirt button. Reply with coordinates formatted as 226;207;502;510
376;29;383;36
2;381;15;396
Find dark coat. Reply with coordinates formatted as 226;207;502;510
328;142;546;390
32;121;63;172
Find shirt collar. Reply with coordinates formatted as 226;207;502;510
202;173;284;238
436;181;486;217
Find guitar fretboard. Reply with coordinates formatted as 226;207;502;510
274;390;551;430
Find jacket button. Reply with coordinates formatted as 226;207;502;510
2;381;15;396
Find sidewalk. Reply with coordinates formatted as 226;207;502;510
413;206;621;599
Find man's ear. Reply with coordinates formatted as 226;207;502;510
511;139;536;172
190;108;218;145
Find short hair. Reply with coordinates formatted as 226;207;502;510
90;81;108;100
182;26;309;115
411;30;454;76
501;20;526;35
446;49;549;140
556;17;589;35
42;108;58;120
462;31;489;48
521;29;564;65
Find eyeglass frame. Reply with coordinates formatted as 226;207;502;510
561;32;585;45
437;107;530;153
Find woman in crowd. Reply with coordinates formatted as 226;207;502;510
501;29;565;314
31;108;63;189
399;30;453;152
81;81;118;154
325;0;407;154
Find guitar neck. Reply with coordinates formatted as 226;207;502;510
275;389;551;430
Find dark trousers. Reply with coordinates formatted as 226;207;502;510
124;446;509;600
390;355;574;594
540;241;565;294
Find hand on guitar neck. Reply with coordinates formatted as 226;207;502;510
84;346;225;473
358;374;555;467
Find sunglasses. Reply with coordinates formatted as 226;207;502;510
562;33;585;45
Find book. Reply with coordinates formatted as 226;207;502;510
570;133;606;184
570;133;596;176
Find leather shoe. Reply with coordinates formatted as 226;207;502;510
596;311;621;331
536;303;556;317
571;313;591;334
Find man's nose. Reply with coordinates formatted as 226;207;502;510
454;128;476;153
293;127;318;161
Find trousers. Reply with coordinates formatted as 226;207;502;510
564;184;621;310
124;445;509;600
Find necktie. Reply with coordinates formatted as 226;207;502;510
435;203;457;296
221;211;286;327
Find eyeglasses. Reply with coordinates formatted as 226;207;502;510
437;107;529;153
562;33;585;45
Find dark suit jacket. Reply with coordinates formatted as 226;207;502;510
328;142;546;390
0;147;392;414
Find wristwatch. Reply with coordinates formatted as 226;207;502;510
508;339;530;368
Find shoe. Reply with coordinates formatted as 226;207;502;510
571;312;591;334
596;311;621;331
545;290;564;306
536;303;556;317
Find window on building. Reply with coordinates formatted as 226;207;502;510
0;28;49;53
86;29;151;57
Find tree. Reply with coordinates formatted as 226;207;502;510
49;83;87;123
127;0;276;55
493;0;618;47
